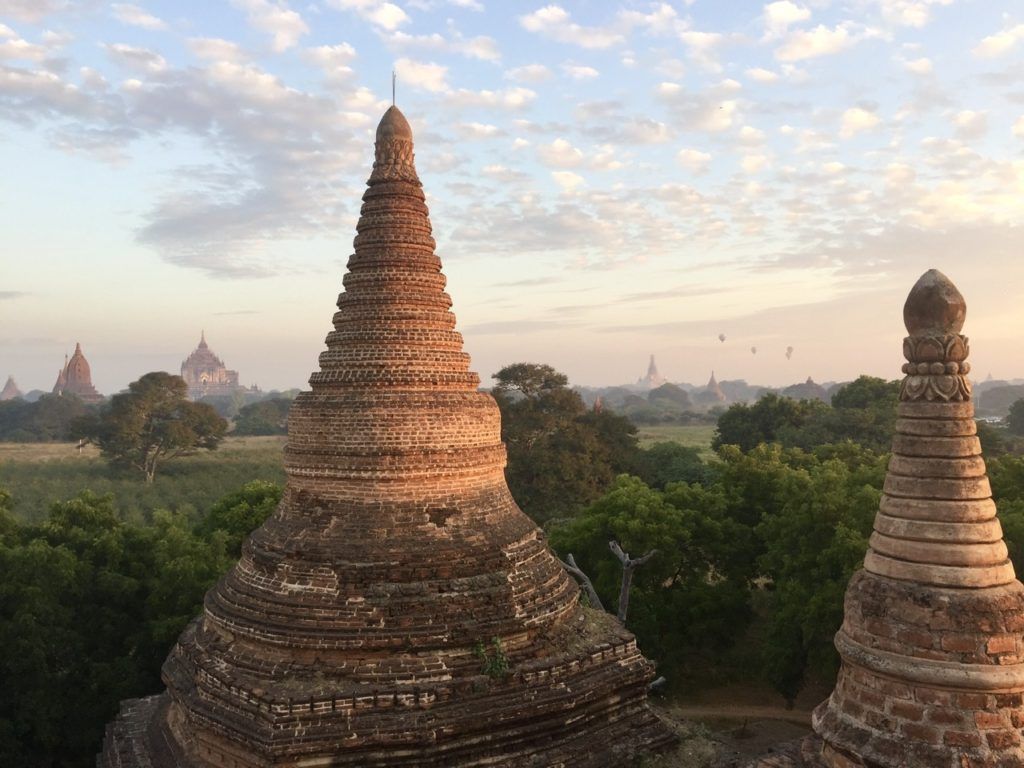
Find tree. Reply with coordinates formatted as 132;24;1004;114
492;363;568;398
713;393;827;452
491;363;639;523
1007;399;1024;437
0;394;93;442
549;475;753;687
233;398;292;435
195;480;282;554
77;372;227;483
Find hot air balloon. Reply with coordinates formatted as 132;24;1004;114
786;346;794;360
718;333;726;343
750;346;757;355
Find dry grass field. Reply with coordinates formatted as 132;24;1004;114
0;436;286;524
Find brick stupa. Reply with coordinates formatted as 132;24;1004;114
99;106;672;767
810;269;1024;766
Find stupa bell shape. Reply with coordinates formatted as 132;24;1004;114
813;269;1024;767
100;106;671;767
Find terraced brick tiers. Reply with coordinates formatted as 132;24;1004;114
810;270;1024;768
98;106;673;767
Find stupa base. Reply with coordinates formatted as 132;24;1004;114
100;613;676;768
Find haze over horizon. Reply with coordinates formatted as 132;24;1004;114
2;0;1023;394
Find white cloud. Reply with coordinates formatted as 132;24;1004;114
840;106;880;138
230;0;309;52
505;64;551;82
763;1;811;39
456;121;502;138
679;30;724;72
562;62;598;79
973;24;1024;58
1015;116;1024;139
657;82;737;133
187;37;248;63
871;0;954;28
742;154;769;174
386;30;500;61
746;67;779;83
327;0;410;30
0;34;48;62
539;137;584;168
822;161;846;175
952;110;987;140
394;57;448;92
0;0;68;22
305;43;357;81
776;23;861;61
446;86;536;109
677;148;711;174
590;144;623;171
738;125;766;145
112;4;168;31
904;56;932;74
519;5;623;49
104;43;168;73
551;170;585;191
886;162;916;185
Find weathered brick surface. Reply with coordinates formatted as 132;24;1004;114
99;106;673;767
807;272;1024;768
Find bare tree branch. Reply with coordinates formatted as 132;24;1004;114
559;554;605;611
608;540;657;623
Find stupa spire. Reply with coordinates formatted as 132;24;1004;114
100;106;672;767
812;269;1024;766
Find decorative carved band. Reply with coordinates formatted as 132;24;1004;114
900;333;972;402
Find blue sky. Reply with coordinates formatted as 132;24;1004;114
2;0;1023;393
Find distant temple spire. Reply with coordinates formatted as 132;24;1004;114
637;353;667;389
706;370;726;402
0;375;21;401
52;344;102;403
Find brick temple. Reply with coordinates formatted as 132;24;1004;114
99;106;672;767
180;332;243;401
751;270;1024;767
52;342;103;403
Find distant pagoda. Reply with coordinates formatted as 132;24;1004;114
100;106;673;767
692;371;727;407
180;331;242;400
51;343;102;403
706;371;727;402
637;353;667;389
0;375;21;401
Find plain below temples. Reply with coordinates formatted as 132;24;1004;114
98;105;673;767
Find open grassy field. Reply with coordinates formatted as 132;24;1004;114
635;424;717;456
0;436;286;524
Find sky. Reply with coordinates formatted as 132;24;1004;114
2;0;1024;394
